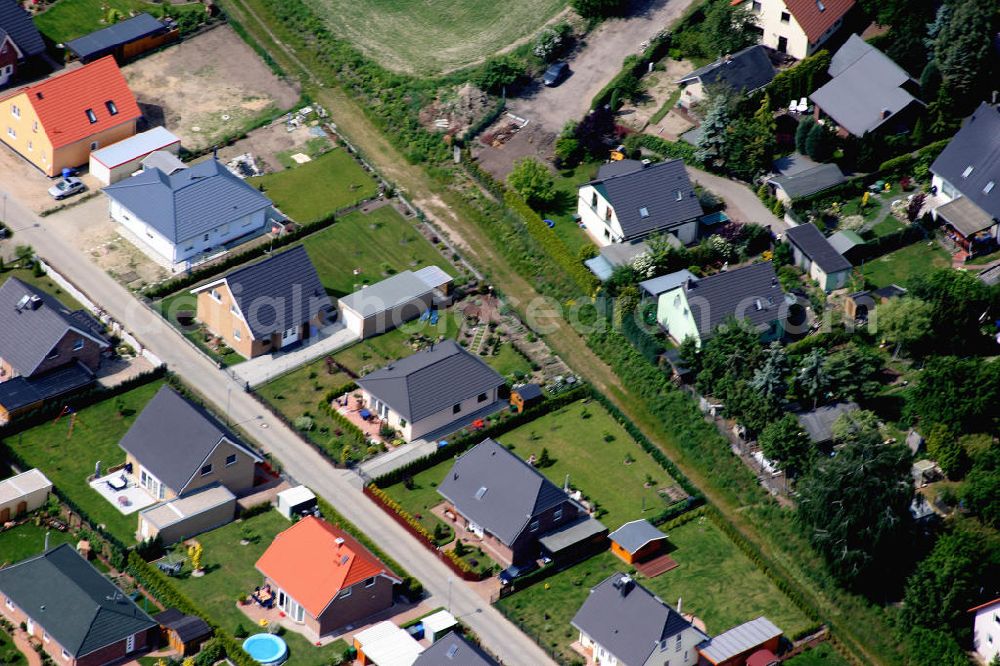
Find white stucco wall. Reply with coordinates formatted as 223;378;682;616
578;185;625;246
974;605;1000;663
742;0;844;59
657;287;702;347
362;387;499;442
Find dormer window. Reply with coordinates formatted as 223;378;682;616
105;100;118;116
85;108;97;124
816;0;825;10
985;181;995;194
639;207;650;218
675;190;683;201
963;166;974;178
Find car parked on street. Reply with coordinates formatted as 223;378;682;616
48;177;86;200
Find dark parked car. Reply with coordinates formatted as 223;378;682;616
498;561;539;585
542;62;568;87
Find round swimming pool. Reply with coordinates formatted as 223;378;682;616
242;633;288;665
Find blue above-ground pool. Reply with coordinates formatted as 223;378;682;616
243;634;288;665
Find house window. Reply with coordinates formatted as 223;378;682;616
125;633;136;653
639;207;649;218
6;126;14;139
85;108;97;124
105;100;118;116
200;463;213;476
605;207;612;221
226;453;237;466
230;304;239;315
675;635;682;652
554;508;563;521
61;650;70;661
985;181;995;194
90;141;99;150
962;165;974;178
364;577;376;588
780;10;790;21
529;520;539;532
400;418;407;428
751;0;761;11
477;392;488;403
203;233;210;242
209;288;221;302
32;120;37;132
339;588;352;599
660;640;668;651
233;329;241;341
73;338;84;351
453;403;461;414
590;192;597;207
10;104;19;119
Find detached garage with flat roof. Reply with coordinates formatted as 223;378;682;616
89;126;180;185
137;483;236;545
338;267;451;339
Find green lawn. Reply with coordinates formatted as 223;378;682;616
2;381;165;544
249;149;378;224
869;217;905;238
545;163;599;257
484;342;532;379
302;205;450;297
303;0;565;74
0;267;84;311
860;240;951;288
785;643;852;666
0;522;76;567
332;313;461;376
386;400;682;533
168;510;348;665
34;0;206;44
496;517;812;663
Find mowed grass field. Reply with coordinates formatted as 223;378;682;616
303;0;567;74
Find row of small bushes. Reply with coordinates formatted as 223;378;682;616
621;133;698;163
364;484;480;580
876;138;950;179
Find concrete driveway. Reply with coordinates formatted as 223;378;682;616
508;0;698;133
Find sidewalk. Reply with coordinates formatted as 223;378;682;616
231;321;359;387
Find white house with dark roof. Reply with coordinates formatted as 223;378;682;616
677;45;776;109
737;0;854;60
577;159;703;247
355;340;504;442
783;222;851;291
655;262;789;347
929;102;1000;256
971;597;1000;663
572;573;708;666
102;158;274;268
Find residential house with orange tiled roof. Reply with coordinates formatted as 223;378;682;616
255;516;401;638
0;55;141;176
734;0;854;59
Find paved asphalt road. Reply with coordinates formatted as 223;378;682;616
0;192;556;666
686;166;789;234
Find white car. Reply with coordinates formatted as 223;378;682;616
48;177;86;200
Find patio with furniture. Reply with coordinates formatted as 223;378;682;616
88;469;158;515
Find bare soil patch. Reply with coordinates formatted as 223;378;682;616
472;119;556;182
212;120;332;174
618;58;694;132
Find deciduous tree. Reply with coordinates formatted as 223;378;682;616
758;414;814;479
507;157;556;207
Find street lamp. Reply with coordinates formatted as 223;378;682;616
447;577;454;613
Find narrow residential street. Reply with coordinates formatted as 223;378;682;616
0;191;557;666
686;166;789;234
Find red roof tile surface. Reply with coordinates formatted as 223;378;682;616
255;516;399;618
784;0;854;43
16;56;140;149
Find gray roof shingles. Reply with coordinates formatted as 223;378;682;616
698;617;782;662
413;632;497;666
784;223;852;274
0;545;156;658
437;438;572;546
590;160;703;240
930;102;1000;220
809;35;920;137
677;262;787;340
608;519;667;555
202;245;330;339
102;159;272;243
571;573;705;666
0;362;95;411
356;340;503;424
0;278;108;377
679;45;776;95
66;13;166;61
0;0;44;56
795;401;859;443
768;163;847;199
118;386;259;494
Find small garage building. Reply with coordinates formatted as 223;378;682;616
0;469;51;523
89;126;180;186
338;269;442;339
137;483;236;545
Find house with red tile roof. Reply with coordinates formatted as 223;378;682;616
733;0;854;59
0;55;141;176
255;516;401;638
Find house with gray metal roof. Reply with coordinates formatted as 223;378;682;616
437;438;589;566
338;268;450;339
190;245;332;358
697;616;783;666
572;573;708;666
809;34;923;138
784;222;852;291
639;269;698;300
65;13;176;64
608;519;669;565
0;544;158;665
0;278;109;423
356;340;504;443
103;158;274;268
929;102;1000;257
413;631;498;666
118;386;262;501
0;0;45;88
678;45;776;109
577;159;703;247
767;163;847;203
654;262;789;347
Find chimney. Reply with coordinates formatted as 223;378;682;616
881;108;892;120
29;295;42;310
992;90;998;105
641;159;651;167
335;537;345;548
686;277;696;289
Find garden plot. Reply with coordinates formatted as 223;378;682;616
123;26;300;152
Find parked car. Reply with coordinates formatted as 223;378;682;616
542;62;568;87
498;561;539;585
48;177;86;200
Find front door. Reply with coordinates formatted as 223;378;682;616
777;36;788;53
0;507;9;523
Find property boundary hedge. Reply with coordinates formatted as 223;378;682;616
622;133;698;163
876;139;950;179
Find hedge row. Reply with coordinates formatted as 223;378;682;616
876;138;950;179
620;312;665;364
503;191;598;294
622;133;698;163
753;50;832;113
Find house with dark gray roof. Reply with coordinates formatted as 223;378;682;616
0;278;109;423
413;631;498;666
118;386;262;501
437;438;589;566
190;245;332;358
929;102;1000;257
809;35;923;138
0;544;158;666
577;159;703;247
678;45;776;109
654;262;789;347
794;401;859;446
66;13;177;64
0;0;45;88
356;340;504;443
784;223;852;291
103;159;274;267
572;573;708;666
767;163;847;203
